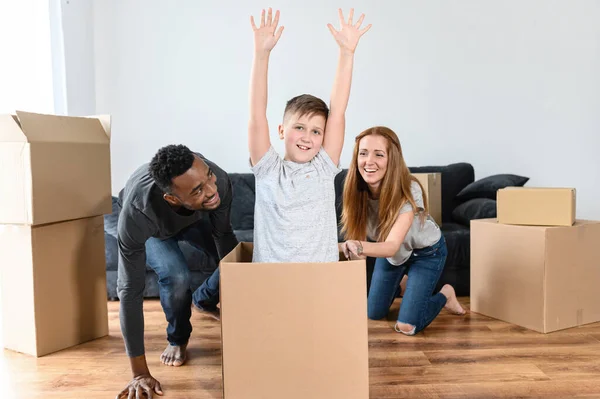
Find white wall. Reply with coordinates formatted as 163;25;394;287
61;0;96;116
90;0;599;219
0;0;58;352
0;0;56;114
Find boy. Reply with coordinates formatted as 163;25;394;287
248;7;371;262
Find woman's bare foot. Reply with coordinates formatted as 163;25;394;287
160;343;187;367
440;284;466;315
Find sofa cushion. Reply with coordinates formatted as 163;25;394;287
437;226;471;296
441;228;470;272
229;173;256;231
103;196;120;237
234;229;254;243
452;198;497;226
456;174;529;201
440;222;469;233
105;232;118;272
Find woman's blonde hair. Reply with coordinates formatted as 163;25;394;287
340;126;428;242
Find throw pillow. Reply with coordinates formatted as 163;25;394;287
456;174;529;200
452;198;497;226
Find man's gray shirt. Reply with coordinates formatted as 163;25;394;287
116;154;237;358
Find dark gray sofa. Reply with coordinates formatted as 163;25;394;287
104;162;477;299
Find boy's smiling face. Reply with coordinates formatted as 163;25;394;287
279;112;326;163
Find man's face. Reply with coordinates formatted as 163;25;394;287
164;156;221;211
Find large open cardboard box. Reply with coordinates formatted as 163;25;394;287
0;216;109;357
413;173;442;225
0;111;112;356
219;243;369;399
0;111;112;225
470;218;600;333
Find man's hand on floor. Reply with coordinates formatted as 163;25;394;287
116;374;163;399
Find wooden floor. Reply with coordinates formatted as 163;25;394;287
2;298;600;398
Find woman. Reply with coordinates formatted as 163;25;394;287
340;126;465;335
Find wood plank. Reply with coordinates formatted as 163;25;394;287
425;345;600;366
486;321;600;335
369;350;431;368
369;363;548;386
588;333;600;342
368;331;598;352
370;380;600;399
538;361;600;381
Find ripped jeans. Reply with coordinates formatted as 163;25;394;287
367;236;448;335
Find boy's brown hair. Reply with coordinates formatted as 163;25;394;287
283;94;329;122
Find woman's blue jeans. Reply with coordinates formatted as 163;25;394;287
367;236;448;335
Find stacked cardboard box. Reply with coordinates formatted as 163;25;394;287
471;187;600;333
413;173;442;225
219;243;369;399
0;111;112;356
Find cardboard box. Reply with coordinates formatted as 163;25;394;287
413;173;442;225
0;111;112;225
219;243;369;399
497;187;576;227
0;216;109;356
470;218;600;333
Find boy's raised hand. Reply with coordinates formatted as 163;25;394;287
321;8;371;166
327;8;371;54
250;8;284;53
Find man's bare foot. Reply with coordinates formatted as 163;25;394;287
440;284;466;315
160;344;187;367
192;303;220;321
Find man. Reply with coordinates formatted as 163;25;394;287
115;144;238;398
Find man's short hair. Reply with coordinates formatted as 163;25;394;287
149;144;195;193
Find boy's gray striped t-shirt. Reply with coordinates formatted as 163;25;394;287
251;146;341;263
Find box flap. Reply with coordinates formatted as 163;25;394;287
15;111;109;144
0;114;27;142
85;114;112;140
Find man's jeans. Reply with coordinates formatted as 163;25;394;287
145;225;220;347
367;236;448;335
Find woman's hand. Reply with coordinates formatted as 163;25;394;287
342;240;365;260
